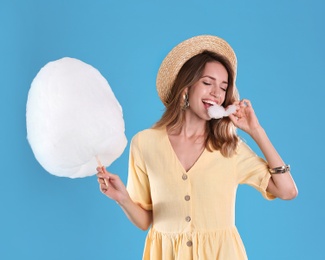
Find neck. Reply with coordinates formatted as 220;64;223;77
168;113;207;139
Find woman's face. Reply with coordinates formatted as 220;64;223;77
187;61;229;121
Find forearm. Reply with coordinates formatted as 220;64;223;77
250;126;298;200
250;127;284;167
97;169;152;230
118;195;152;231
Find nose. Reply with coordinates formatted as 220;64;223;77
210;90;222;100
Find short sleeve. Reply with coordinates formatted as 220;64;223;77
126;133;152;210
236;141;276;200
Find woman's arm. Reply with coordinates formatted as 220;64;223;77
249;127;298;200
97;167;152;230
229;99;298;200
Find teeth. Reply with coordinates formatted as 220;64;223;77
203;100;216;105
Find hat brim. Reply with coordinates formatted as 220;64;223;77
156;35;237;105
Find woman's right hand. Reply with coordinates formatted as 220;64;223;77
97;166;153;230
97;166;130;205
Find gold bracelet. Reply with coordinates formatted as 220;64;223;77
268;164;290;174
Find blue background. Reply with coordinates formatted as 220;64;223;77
1;0;324;259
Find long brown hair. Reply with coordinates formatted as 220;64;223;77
153;51;240;157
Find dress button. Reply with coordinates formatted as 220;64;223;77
186;241;193;247
184;195;190;201
185;216;191;222
182;174;188;180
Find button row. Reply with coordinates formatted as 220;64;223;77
182;173;191;247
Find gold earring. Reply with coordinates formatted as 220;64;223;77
182;92;189;110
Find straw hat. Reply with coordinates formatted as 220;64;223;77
156;35;237;105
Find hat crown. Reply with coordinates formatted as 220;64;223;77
156;35;237;105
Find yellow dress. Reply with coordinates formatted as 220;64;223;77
127;128;275;260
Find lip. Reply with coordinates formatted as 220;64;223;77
202;99;217;110
202;99;217;105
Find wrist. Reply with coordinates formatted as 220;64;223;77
116;192;132;208
248;125;265;139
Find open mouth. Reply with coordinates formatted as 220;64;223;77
202;99;217;109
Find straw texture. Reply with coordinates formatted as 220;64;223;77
156;35;237;105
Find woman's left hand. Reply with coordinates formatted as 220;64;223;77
229;99;261;135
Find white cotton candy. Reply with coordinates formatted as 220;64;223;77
208;104;237;119
26;57;127;178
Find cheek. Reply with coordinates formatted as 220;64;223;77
221;92;227;104
188;85;202;98
196;85;211;97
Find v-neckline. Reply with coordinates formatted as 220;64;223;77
164;128;206;173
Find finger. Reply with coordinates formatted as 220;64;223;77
96;166;108;174
97;173;105;179
96;166;105;172
99;183;109;192
233;109;243;118
241;99;252;107
97;172;110;178
228;114;239;125
97;178;107;185
98;166;111;176
98;176;110;189
100;187;108;194
99;183;105;191
239;101;246;107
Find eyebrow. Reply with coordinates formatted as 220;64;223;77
201;75;228;84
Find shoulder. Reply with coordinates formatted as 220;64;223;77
130;128;167;160
235;138;258;159
133;127;165;139
131;127;166;147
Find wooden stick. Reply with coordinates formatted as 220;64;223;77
96;155;109;186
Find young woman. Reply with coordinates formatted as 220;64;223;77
97;35;298;260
